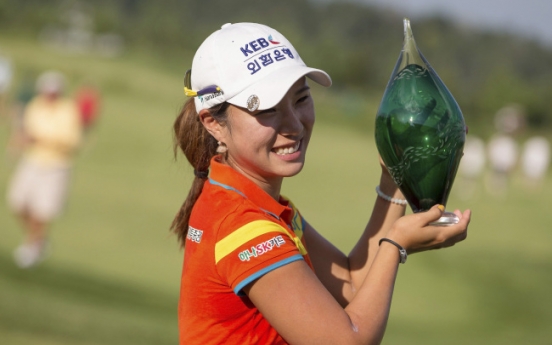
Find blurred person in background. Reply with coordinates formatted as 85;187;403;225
6;70;83;268
457;135;486;200
485;104;524;197
172;22;471;345
520;136;550;189
0;52;12;118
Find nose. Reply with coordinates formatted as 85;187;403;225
280;104;304;136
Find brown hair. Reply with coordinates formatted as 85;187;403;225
171;98;230;247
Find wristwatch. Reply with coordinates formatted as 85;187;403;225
379;238;408;264
397;246;407;264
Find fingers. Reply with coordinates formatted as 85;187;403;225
440;227;468;249
408;207;470;252
452;209;471;220
429;230;467;250
463;209;472;222
416;204;444;225
455;209;471;228
389;206;471;254
434;209;470;245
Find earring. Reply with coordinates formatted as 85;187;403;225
216;141;228;153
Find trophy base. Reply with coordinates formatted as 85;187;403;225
429;211;459;226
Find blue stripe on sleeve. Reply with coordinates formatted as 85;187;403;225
233;254;304;295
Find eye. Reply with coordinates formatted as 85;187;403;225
296;95;310;104
255;108;276;116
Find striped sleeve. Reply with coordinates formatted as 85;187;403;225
215;220;305;295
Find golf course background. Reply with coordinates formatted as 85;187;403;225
1;27;552;345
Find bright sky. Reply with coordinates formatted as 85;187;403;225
347;0;552;48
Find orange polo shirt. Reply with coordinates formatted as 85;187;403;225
178;156;312;345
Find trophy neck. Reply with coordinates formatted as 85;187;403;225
400;18;426;70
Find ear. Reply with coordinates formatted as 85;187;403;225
199;109;225;142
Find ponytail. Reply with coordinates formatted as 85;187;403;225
171;99;229;247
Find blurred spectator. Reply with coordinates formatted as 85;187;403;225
6;70;83;268
521;136;550;189
0;53;13;117
485;105;524;197
486;135;519;196
494;103;526;134
75;81;101;132
457;136;486;200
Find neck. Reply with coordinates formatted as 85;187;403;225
225;159;283;201
243;172;283;201
261;178;282;201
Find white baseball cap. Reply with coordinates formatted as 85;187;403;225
186;22;332;112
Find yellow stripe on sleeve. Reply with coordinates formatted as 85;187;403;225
215;220;307;264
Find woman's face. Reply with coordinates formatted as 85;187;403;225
221;77;315;189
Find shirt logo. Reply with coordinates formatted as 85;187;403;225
187;226;203;243
238;235;286;261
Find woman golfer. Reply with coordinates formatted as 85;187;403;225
172;22;471;345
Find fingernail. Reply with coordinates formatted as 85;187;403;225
437;205;445;211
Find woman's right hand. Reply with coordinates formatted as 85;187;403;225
386;204;471;254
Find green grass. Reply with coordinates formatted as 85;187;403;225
1;36;552;344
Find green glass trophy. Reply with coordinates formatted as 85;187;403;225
375;18;466;225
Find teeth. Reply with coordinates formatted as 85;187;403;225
275;141;300;155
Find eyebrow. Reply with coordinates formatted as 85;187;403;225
296;85;311;95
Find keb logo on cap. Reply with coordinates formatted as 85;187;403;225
239;36;276;56
239;35;296;76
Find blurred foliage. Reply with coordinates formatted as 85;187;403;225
1;0;552;137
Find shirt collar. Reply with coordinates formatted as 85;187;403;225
208;156;289;219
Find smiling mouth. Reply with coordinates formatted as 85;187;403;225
273;141;301;155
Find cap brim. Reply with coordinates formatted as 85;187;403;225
227;65;332;111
